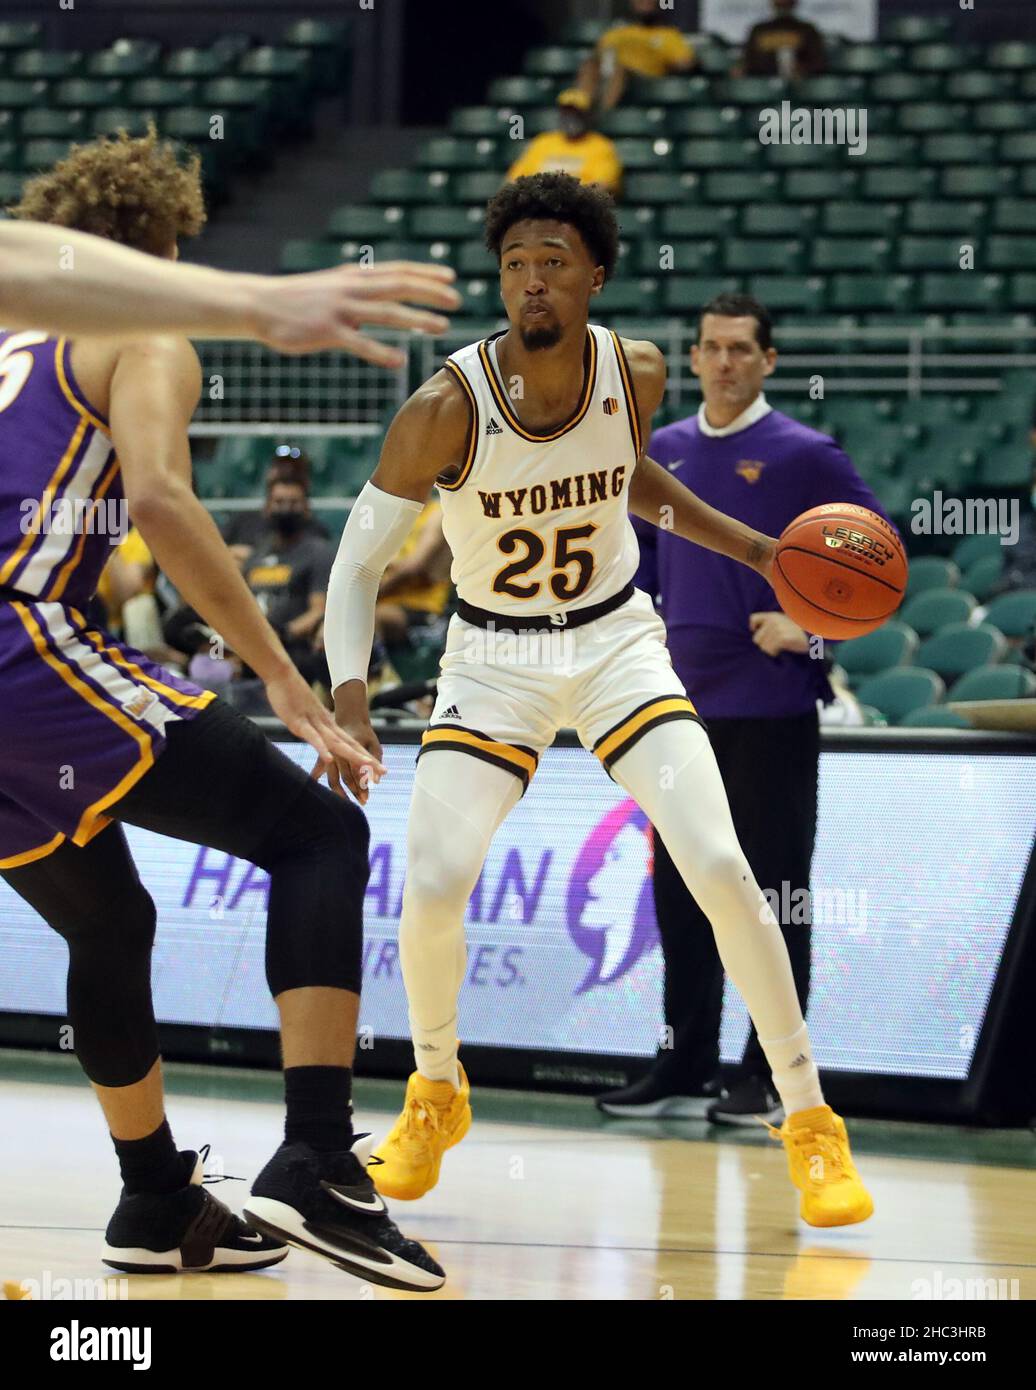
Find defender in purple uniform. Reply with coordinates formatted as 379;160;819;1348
0;130;444;1290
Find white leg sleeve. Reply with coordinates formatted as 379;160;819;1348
399;750;523;1084
610;721;825;1117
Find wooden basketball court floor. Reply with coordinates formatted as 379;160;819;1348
2;1050;1033;1301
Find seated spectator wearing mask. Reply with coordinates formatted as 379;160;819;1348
221;445;329;568
733;0;827;79
578;0;695;113
506;90;623;197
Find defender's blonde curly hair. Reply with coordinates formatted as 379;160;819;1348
10;123;206;256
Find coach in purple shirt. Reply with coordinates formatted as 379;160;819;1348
598;293;886;1126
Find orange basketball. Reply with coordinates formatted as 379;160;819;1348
772;504;908;640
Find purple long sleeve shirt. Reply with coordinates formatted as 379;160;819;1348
636;404;889;719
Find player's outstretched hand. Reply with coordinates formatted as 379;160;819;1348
264;667;386;805
252;262;462;365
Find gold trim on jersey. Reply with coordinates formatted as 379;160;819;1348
71;614;216;711
46;454;121;601
418;723;539;792
477;329;598;443
55;338;112;436
610;331;642;458
0;831;67;869
12;600;156;845
593;695;703;772
0;418;88;586
437;360;480;491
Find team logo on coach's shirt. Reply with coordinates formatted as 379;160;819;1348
735;459;767;483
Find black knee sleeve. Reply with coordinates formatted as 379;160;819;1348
53;880;160;1089
252;778;369;998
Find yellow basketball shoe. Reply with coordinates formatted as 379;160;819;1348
770;1104;875;1228
372;1064;471;1201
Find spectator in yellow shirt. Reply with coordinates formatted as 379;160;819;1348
578;0;695;112
506;90;623;196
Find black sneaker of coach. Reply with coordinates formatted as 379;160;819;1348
596;1071;725;1119
102;1150;288;1274
244;1134;445;1292
706;1074;784;1128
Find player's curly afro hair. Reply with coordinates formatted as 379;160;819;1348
10;123;205;256
485;172;620;281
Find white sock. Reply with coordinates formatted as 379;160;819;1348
758;1022;825;1118
411;1017;460;1089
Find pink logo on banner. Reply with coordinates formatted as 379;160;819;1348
566;798;658;993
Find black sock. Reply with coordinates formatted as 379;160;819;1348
112;1118;186;1196
284;1065;354;1152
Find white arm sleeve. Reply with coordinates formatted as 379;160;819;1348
324;480;426;694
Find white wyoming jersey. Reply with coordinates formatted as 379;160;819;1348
436;325;644;616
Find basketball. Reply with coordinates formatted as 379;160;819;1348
773;504;908;640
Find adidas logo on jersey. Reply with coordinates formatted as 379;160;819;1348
439;705;462;721
485;418;503;436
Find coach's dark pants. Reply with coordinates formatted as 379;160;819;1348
651;711;819;1086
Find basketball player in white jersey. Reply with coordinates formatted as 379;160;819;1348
323;174;873;1228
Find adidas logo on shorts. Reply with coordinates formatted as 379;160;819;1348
485;418;503;436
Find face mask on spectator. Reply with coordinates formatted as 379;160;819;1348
271;510;306;536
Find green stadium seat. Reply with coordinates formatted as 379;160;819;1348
661;276;738;312
830;274;915;311
485;76;556;106
862;167;938;200
561;18;609;45
594;107;662;138
871;72;940;102
922;133;996;165
946;71;1017;101
20;108;88;139
369;169;450;204
920;274;1005;311
941;165;1016;198
595;278;660;317
662;205;736;237
0;139;17;171
626;171;700;203
679;136;760;170
833;43;905;75
635;75;710;106
86;44;161;79
781;169;859;201
748;275;827;312
896;396;971;427
982;590;1036;639
950;664;1036;701
612;137;675;170
0;170;23;201
812;238;890;273
987;41;1036;69
668;107;742;137
992;198;1036;232
976;445;1030;487
162;106;259;164
988;236;1036;270
692;43;733;75
899;706;970;728
279;239;344;272
821;201;900;236
624;206;660;238
898;237;975;271
21;139;74;171
897;102;966;134
637;238;716;274
824;397;896;429
905;200;986;235
952;533;1006;570
1000;132;1036;164
723;238;803;273
526;45;590;77
91;106;157;138
200;77;276;112
855;668;945;723
909;44;977;73
283;18;352;49
0;79;49;109
857;134;921;163
883;16;952;43
0;22;41;48
1021;168;1036;197
126;77;197;108
794;75;866;104
453;277;497;319
905;556;960;596
836;620;919;685
1020;73;1036;100
899;587;977;635
239;46;312;81
976;101;1035;133
164;48;233;78
12;50;82;79
711;77;784;106
448;172;497;206
762;142;842;169
742;203;817;236
327;205;408;239
334;238;421;265
456;239;497;275
410;206;484;239
207;34;256;65
417;136;496;170
963;554;1005;602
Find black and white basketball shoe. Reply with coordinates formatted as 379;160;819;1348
245;1134;445;1292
